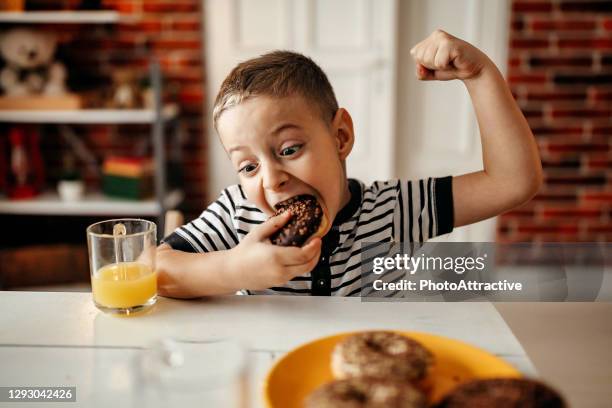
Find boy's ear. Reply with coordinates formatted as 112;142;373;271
331;108;354;160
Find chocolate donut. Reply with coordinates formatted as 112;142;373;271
331;331;434;384
305;378;427;408
435;378;566;408
270;194;328;247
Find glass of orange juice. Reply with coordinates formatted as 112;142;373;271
87;219;157;315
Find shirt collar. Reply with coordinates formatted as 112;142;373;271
320;179;361;256
333;178;362;226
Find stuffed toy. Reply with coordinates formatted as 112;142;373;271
106;67;151;109
0;28;67;96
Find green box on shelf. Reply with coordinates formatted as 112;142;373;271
102;174;153;200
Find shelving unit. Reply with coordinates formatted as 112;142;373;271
0;11;137;24
0;190;183;216
0;11;182;239
0;105;178;124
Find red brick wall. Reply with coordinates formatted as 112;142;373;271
24;0;207;219
499;0;612;242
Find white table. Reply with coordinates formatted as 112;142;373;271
0;292;535;407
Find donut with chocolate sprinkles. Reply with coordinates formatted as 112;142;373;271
331;331;434;384
270;194;328;247
305;378;427;408
435;378;566;408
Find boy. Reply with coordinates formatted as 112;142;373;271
158;29;542;297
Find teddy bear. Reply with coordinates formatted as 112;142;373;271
0;27;67;96
107;67;141;109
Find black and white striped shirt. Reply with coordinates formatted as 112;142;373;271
163;177;454;296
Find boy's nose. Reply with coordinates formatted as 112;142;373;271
262;163;289;191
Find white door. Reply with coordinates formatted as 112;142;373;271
395;0;511;241
204;0;398;197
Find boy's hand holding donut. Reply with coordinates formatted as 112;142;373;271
410;29;491;82
228;211;322;290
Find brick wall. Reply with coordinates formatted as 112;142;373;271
23;0;207;219
499;0;612;242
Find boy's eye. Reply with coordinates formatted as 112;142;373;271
279;144;302;156
239;163;258;175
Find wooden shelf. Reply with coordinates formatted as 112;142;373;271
0;190;183;216
0;104;178;124
0;11;138;24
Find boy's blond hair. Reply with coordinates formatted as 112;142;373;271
213;51;338;129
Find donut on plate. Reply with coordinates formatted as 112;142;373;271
331;331;434;384
435;378;566;408
305;377;427;408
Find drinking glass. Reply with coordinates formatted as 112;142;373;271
87;218;157;315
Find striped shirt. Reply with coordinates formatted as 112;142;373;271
163;177;454;296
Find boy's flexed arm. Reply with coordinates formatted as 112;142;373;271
157;211;322;298
410;30;543;227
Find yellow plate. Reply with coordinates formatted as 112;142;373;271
264;331;521;408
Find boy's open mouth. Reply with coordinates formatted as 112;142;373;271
270;195;329;247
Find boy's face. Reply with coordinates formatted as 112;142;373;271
217;94;354;227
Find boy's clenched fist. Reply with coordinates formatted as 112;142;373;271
410;29;490;81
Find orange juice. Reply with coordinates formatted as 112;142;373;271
92;262;156;309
